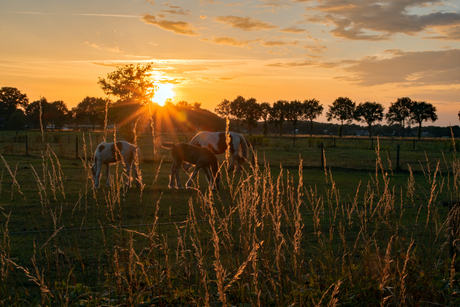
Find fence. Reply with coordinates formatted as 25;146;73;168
0;131;458;172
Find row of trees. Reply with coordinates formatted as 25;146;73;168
215;95;439;138
0;63;454;140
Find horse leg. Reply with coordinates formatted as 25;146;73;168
186;167;200;189
175;163;184;189
93;163;102;189
105;164;111;187
168;163;176;189
235;155;243;173
203;166;216;190
227;153;236;173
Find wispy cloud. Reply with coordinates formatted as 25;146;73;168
215;15;278;31
201;36;258;47
141;14;199;35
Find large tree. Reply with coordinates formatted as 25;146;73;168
49;101;69;131
410;101;437;139
215;99;232;118
302;98;323;137
73;96;107;130
269;100;288;136
260;102;271;135
0;87;29;128
285;100;304;142
230;95;246;132
355;101;384;137
385;97;413;137
98;64;155;141
25;98;52;129
240;97;261;135
326;97;355;137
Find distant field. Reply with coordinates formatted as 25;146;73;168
0;130;459;305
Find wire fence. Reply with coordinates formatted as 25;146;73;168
0;131;458;172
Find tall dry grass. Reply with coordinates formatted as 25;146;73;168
0;129;459;306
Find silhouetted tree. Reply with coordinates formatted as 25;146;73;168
385;97;413;137
98;64;155;142
410;101;437;139
192;102;202;110
241;97;261;135
326;97;355;137
302;98;323;137
230;96;246;132
260;102;271;135
26;98;51;129
73;96;107;130
49;101;69;131
285;100;304;143
0;87;29;129
269;100;288;136
355;101;384;137
215;99;232;119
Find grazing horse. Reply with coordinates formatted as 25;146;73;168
162;142;220;190
185;131;250;173
90;141;140;189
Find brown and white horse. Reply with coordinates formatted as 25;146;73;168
185;131;251;173
90;141;140;189
162;142;220;190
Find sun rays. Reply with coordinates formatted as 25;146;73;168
152;83;176;106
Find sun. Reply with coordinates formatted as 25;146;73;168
152;83;176;106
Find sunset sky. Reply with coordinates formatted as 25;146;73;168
1;0;459;126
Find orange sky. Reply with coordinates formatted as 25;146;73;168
1;0;459;126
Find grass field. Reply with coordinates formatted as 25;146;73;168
0;131;459;306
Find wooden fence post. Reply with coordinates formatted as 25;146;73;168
320;143;324;168
25;135;28;156
76;136;79;159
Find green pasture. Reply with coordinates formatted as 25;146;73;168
0;131;459;306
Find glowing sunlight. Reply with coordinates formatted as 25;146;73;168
152;83;176;106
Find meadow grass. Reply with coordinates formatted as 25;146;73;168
0;131;459;306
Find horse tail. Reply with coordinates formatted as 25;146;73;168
161;142;175;149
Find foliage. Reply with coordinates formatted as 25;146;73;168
98;64;155;142
326;97;356;137
355;101;385;137
302;98;323;137
269;100;288;136
386;97;413;137
72;96;107;130
0;87;29;128
410;101;438;139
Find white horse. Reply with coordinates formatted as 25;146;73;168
90;141;140;189
185;131;251;173
162;142;220;190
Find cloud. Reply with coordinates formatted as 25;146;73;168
215;15;278;31
339;49;460;86
141;14;198;35
201;36;258;47
280;26;306;33
303;0;460;41
262;40;298;46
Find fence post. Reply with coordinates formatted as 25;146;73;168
76;136;79;159
371;137;373;149
320;143;324;168
413;139;416;150
396;144;401;171
25;135;28;156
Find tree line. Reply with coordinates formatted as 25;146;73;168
1;63;458;140
215;96;441;139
